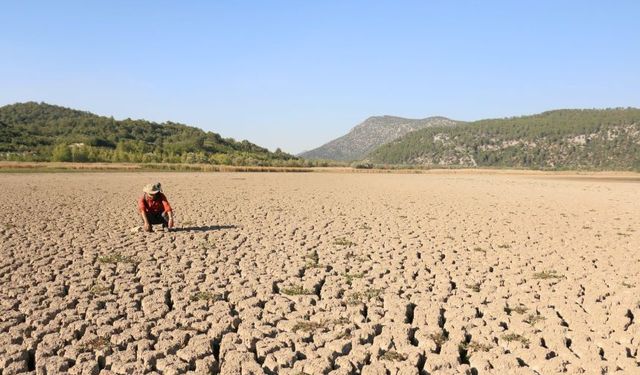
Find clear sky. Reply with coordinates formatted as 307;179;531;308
2;1;639;153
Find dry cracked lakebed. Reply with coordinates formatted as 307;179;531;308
0;172;639;374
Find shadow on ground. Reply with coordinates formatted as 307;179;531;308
172;225;237;232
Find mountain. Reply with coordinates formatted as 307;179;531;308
368;108;640;171
0;102;295;165
299;115;459;161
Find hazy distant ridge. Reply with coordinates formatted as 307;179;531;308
299;115;459;161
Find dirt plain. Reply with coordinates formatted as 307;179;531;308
0;171;638;374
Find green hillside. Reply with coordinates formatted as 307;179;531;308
0;102;296;165
368;108;640;171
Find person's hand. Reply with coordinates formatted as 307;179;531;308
144;223;152;232
168;218;174;228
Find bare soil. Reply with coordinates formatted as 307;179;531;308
0;172;638;374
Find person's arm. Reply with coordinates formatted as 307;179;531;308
139;209;152;231
166;210;174;228
162;195;174;228
138;196;151;231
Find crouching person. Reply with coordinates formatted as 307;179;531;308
139;182;174;232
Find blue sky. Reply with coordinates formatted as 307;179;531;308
2;1;639;153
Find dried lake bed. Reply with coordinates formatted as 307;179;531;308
0;171;638;374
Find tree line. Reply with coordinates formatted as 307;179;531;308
368;108;640;171
0;102;301;166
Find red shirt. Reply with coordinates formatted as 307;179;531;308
138;193;172;214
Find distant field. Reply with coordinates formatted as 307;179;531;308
1;172;638;373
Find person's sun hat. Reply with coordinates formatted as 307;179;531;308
143;182;162;195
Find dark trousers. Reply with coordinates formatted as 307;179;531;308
145;212;168;227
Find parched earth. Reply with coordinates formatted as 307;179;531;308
0;172;639;374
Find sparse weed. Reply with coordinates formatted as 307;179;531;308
430;331;449;346
501;333;530;346
532;270;563;280
473;247;487;255
523;314;546;326
333;237;356;247
190;291;223;302
82;336;111;351
346;288;382;305
497;244;511;249
292;321;323;333
89;284;111;296
508;305;528;315
359;224;372;230
461;341;492;353
335;330;353;340
333;317;350;325
343;272;364;285
97;253;136;264
304;250;322;268
380;350;407;361
281;284;315;296
465;283;481;293
622;282;635;288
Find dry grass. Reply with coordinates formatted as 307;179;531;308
89;284;111;296
465;282;481;292
292;321;324;333
501;333;530;346
190;291;224;302
532;270;563;280
346;288;382;305
82;336;111;351
380;350;407;361
333;237;356;247
281;285;315;296
430;331;449;346
343;272;365;285
461;341;492;353
524;314;546;326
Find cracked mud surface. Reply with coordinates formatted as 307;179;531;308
1;172;639;374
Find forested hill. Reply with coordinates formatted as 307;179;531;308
368;108;640;171
0;102;295;165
